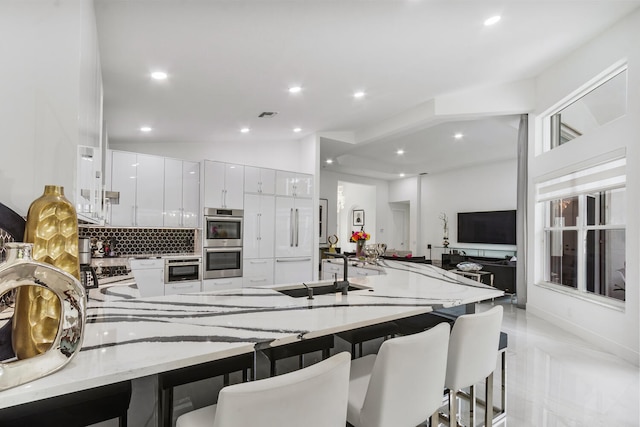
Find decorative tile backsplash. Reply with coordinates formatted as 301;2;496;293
79;226;197;256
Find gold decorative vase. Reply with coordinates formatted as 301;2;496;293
12;185;80;360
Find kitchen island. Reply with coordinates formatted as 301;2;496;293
0;260;503;424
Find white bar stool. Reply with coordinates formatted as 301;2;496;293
445;305;503;427
176;352;351;427
346;322;450;427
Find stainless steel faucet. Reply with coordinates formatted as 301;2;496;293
324;252;349;295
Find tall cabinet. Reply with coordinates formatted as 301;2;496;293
243;167;276;287
274;171;314;284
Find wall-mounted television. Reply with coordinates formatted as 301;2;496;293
457;210;516;245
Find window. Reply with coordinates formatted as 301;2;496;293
537;158;626;302
544;66;627;151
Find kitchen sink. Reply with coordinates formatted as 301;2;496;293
276;283;369;298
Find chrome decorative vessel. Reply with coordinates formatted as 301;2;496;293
0;243;85;391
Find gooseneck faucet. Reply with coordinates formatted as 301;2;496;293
324;252;349;295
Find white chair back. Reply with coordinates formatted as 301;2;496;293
212;351;351;427
358;322;450;427
445;305;504;391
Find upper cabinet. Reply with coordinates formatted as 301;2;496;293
204;161;244;209
164;159;200;227
244;166;276;195
275;171;313;198
110;151;164;226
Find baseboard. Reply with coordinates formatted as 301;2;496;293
527;305;639;366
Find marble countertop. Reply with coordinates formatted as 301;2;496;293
0;260;502;409
322;257;386;272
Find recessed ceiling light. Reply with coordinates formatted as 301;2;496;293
289;86;302;94
484;15;501;26
353;91;366;99
151;71;168;80
240;127;250;133
140;126;152;132
326;159;333;164
396;149;405;155
454;133;464;139
399;173;405;177
293;127;302;133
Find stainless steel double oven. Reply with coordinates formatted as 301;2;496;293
203;208;243;279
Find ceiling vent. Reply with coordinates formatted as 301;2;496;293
258;111;278;118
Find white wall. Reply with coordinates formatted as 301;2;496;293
319;170;391;252
0;0;101;216
420;158;518;259
337;181;377;252
528;9;640;364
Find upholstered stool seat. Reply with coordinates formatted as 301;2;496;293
346;323;450;427
176;352;351;427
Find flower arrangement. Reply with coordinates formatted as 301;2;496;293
350;228;371;242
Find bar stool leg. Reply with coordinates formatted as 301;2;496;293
449;389;458;427
485;372;494;427
469;384;476;427
429;412;438;427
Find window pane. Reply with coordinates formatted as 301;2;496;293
548;197;579;227
546;230;578;288
585;188;626;226
550;69;627;149
585;229;625;301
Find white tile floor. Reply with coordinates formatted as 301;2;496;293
479;298;640;427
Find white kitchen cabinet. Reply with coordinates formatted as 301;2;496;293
275;196;313;258
202;277;243;292
165;280;201;296
242;258;274;287
164;158;200;227
275;171;313;198
204;160;244;209
244;166;275;194
110;151;164;226
130;258;164;298
321;260;343;281
274;257;313;285
243;194;275;259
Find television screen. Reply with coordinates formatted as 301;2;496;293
457;210;516;245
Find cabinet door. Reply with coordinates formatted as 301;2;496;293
294;174;314;198
224;163;244;208
165;281;201;296
182;161;200;227
275;171;296;197
259;195;275;258
164;158;183;227
322;261;343;281
244;166;261;194
293;197;313;257
243;258;274;287
259;168;276;195
243;194;261;259
110;151;137;226
274;257;312;284
204;160;225;208
136;154;165;226
202;277;243;292
275;196;296;257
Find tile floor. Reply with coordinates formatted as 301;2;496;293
486;298;639;427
